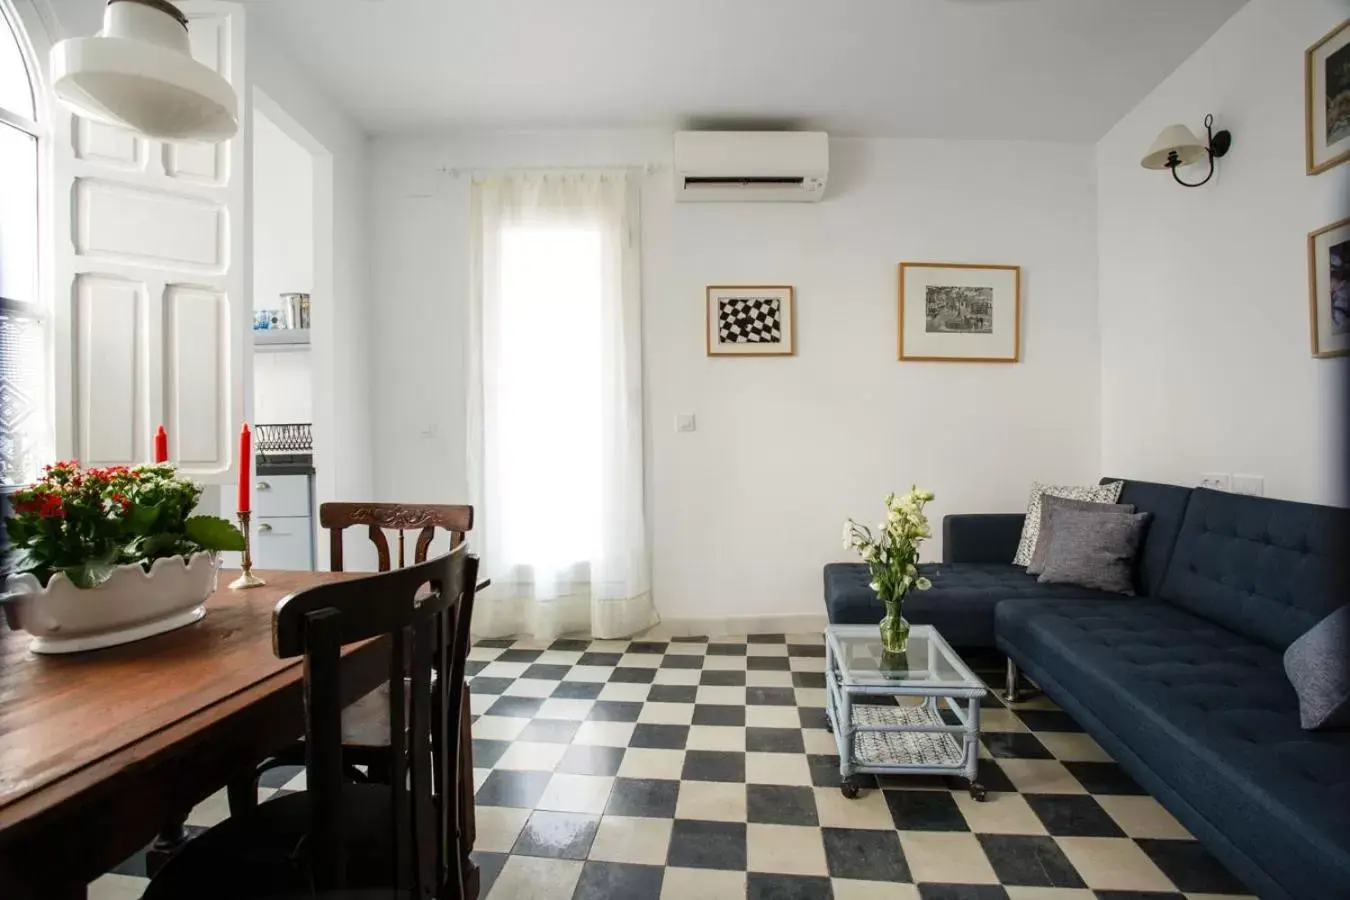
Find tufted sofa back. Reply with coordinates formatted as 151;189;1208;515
1101;478;1195;596
1156;487;1350;651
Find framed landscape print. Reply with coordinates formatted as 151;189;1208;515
898;262;1020;362
706;285;795;356
1309;217;1350;358
1307;19;1350;175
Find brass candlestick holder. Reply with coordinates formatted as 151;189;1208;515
229;510;266;590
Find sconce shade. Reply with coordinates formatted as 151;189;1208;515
1141;124;1207;170
51;0;238;142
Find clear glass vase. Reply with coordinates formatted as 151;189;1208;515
879;596;910;654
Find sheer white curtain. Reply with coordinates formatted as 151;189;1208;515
467;171;655;640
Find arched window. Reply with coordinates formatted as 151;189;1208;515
0;0;47;485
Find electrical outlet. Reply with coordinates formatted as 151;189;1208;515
1232;475;1264;496
1200;473;1231;491
676;414;696;433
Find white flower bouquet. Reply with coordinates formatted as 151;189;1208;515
843;487;936;652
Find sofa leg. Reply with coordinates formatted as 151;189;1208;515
1002;658;1022;704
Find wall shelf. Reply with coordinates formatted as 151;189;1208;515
254;329;310;351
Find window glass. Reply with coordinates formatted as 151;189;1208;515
0;120;37;303
0;6;33;120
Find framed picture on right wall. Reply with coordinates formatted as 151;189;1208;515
1309;217;1350;358
1306;18;1350;175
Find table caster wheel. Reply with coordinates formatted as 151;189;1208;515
825;717;834;734
969;782;987;802
841;780;860;799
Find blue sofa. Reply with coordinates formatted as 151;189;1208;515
823;479;1350;900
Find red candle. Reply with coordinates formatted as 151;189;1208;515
238;423;252;513
153;425;168;463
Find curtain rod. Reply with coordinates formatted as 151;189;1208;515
437;163;662;179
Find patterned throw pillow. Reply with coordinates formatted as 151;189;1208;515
1012;481;1125;567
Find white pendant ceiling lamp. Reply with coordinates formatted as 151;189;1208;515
50;0;237;142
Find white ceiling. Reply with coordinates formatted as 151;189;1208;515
247;0;1247;140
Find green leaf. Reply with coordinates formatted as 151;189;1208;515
185;515;246;552
61;560;119;589
129;502;162;534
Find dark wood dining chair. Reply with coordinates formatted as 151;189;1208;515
143;548;480;900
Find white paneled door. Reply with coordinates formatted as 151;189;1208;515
54;1;248;483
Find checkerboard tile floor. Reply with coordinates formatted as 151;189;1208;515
92;634;1257;900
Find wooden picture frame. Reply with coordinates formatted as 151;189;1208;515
1309;217;1350;358
1306;19;1350;176
706;285;795;357
897;262;1021;363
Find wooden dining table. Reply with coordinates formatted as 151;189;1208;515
0;568;475;899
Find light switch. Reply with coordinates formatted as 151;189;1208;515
676;414;696;433
1232;475;1264;496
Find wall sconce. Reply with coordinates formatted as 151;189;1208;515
1140;114;1232;188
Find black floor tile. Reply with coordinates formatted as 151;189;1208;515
918;885;1010;900
484;696;545;718
1017;710;1085;733
497;648;544;663
609;666;658;684
511;810;599;860
791;671;827;688
258;764;304;789
746;727;805;754
548;639;591;651
556;744;627;776
979;691;1005;709
466;660;488;677
682;749;746;783
667;819;746;870
822;827;909;881
747;784;818;826
629;723;690;749
1025;794;1126;837
517;718;582;744
672;635;710;643
550;681;605;700
693;703;746;726
707;643;748;656
475;638;515;648
587;700;644;723
475;769;553;808
798;707;830;730
628;641;669;654
648;685;698;703
746;687;796;706
470;850;509;898
573;861;664;900
522;663;573;681
700;670;747;686
747;656;791;671
471;738;512;769
977;834;1086;888
965;759;1017;794
787;644;826;658
807;755;876;790
578;652;623;667
1135;839;1249;894
748;634;787;644
884;789;970;832
469;676;514;695
605;777;680;818
660;655;705;669
981;732;1053;760
747;873;833;900
1063;761;1147;795
110;847;150;878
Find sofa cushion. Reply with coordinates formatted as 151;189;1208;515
1103;478;1194;596
997;598;1350;900
1157;488;1350;651
1285;604;1350;731
824;561;1119;647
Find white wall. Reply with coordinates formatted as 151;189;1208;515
1097;0;1350;505
368;132;1102;621
251;106;314;425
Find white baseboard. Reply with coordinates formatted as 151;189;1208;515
637;612;828;640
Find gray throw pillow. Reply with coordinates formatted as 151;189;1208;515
1026;495;1136;576
1284;604;1350;731
1036;509;1151;594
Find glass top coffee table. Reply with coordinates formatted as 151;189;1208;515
825;624;988;800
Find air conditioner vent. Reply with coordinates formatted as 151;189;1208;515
673;132;828;202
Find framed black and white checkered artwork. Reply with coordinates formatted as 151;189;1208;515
706;285;795;356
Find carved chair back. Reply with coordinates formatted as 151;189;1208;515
319;503;474;573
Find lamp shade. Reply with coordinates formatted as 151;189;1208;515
51;0;237;142
1140;124;1207;170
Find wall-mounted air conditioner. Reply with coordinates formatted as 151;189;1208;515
672;131;829;202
